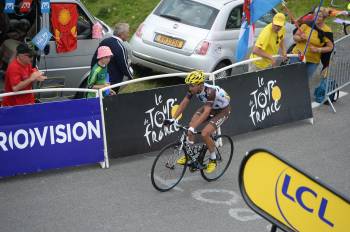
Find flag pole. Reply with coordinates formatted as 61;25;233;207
303;0;325;59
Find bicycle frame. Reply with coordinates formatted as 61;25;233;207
174;123;208;170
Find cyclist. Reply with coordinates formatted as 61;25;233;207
164;70;231;174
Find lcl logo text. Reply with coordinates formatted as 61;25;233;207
281;174;334;227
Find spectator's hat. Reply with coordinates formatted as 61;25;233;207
97;46;113;59
273;13;286;27
16;43;35;56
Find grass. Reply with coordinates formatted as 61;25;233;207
82;0;349;93
82;0;159;35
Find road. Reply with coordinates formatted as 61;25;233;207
0;82;349;232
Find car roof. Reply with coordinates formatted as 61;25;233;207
191;0;238;9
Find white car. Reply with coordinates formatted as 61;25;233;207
130;0;295;77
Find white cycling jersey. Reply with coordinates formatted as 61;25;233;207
187;83;230;109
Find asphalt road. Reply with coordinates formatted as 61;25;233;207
1;35;349;232
0;82;349;232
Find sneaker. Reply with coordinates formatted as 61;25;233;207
205;159;217;174
176;155;186;165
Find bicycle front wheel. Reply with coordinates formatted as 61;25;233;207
151;142;187;192
200;135;234;182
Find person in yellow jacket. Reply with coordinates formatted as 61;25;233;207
290;7;334;79
249;13;287;71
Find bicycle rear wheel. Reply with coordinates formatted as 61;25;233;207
151;142;187;192
200;135;234;182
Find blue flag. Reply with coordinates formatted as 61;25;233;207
235;21;255;61
251;0;282;23
4;0;15;13
32;28;52;51
235;0;282;61
41;0;51;14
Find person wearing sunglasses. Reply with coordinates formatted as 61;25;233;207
2;43;47;107
249;13;288;72
164;70;231;174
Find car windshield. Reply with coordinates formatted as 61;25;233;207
154;0;219;30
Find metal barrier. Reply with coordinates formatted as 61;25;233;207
324;34;350;112
0;88;110;170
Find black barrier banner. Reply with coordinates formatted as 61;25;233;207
218;63;312;135
104;63;312;157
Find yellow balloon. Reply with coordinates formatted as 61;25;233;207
171;105;182;120
272;86;282;101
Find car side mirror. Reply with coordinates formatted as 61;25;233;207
44;44;50;55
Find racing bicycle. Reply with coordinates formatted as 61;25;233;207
151;122;234;192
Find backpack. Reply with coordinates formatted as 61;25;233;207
314;78;339;104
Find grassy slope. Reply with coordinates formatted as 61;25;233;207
82;0;348;92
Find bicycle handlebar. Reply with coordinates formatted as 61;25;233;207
164;121;201;135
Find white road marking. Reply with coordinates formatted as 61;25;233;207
192;189;240;206
228;208;262;222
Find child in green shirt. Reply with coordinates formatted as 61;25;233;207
87;46;116;98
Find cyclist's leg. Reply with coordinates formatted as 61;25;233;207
202;123;217;154
205;106;231;152
188;106;204;142
202;107;230;173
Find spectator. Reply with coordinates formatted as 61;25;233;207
2;43;47;107
0;11;9;44
249;13;287;72
87;46;116;98
91;23;133;93
290;7;334;79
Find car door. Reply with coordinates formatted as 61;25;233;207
37;1;100;96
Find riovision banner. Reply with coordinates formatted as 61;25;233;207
104;63;312;157
239;149;350;231
0;99;104;178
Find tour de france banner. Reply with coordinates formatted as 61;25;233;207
239;149;350;232
220;62;312;135
103;85;201;157
0;98;104;178
103;63;312;157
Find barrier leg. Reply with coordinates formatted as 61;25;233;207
270;224;277;232
326;96;337;113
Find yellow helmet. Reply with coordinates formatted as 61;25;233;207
185;70;205;85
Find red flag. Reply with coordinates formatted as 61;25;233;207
20;0;33;13
243;0;251;24
51;4;78;53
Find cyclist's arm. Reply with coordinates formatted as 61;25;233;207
172;95;190;119
189;105;211;129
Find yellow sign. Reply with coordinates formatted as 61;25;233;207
240;149;350;232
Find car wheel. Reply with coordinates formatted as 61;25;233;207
214;62;231;79
74;79;88;99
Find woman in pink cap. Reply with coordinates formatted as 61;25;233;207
86;46;116;98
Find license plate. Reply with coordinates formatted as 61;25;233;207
154;34;184;49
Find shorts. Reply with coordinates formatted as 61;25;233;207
195;106;231;128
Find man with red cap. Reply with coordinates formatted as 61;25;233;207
2;43;47;107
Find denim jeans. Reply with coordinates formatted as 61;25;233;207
289;57;319;80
